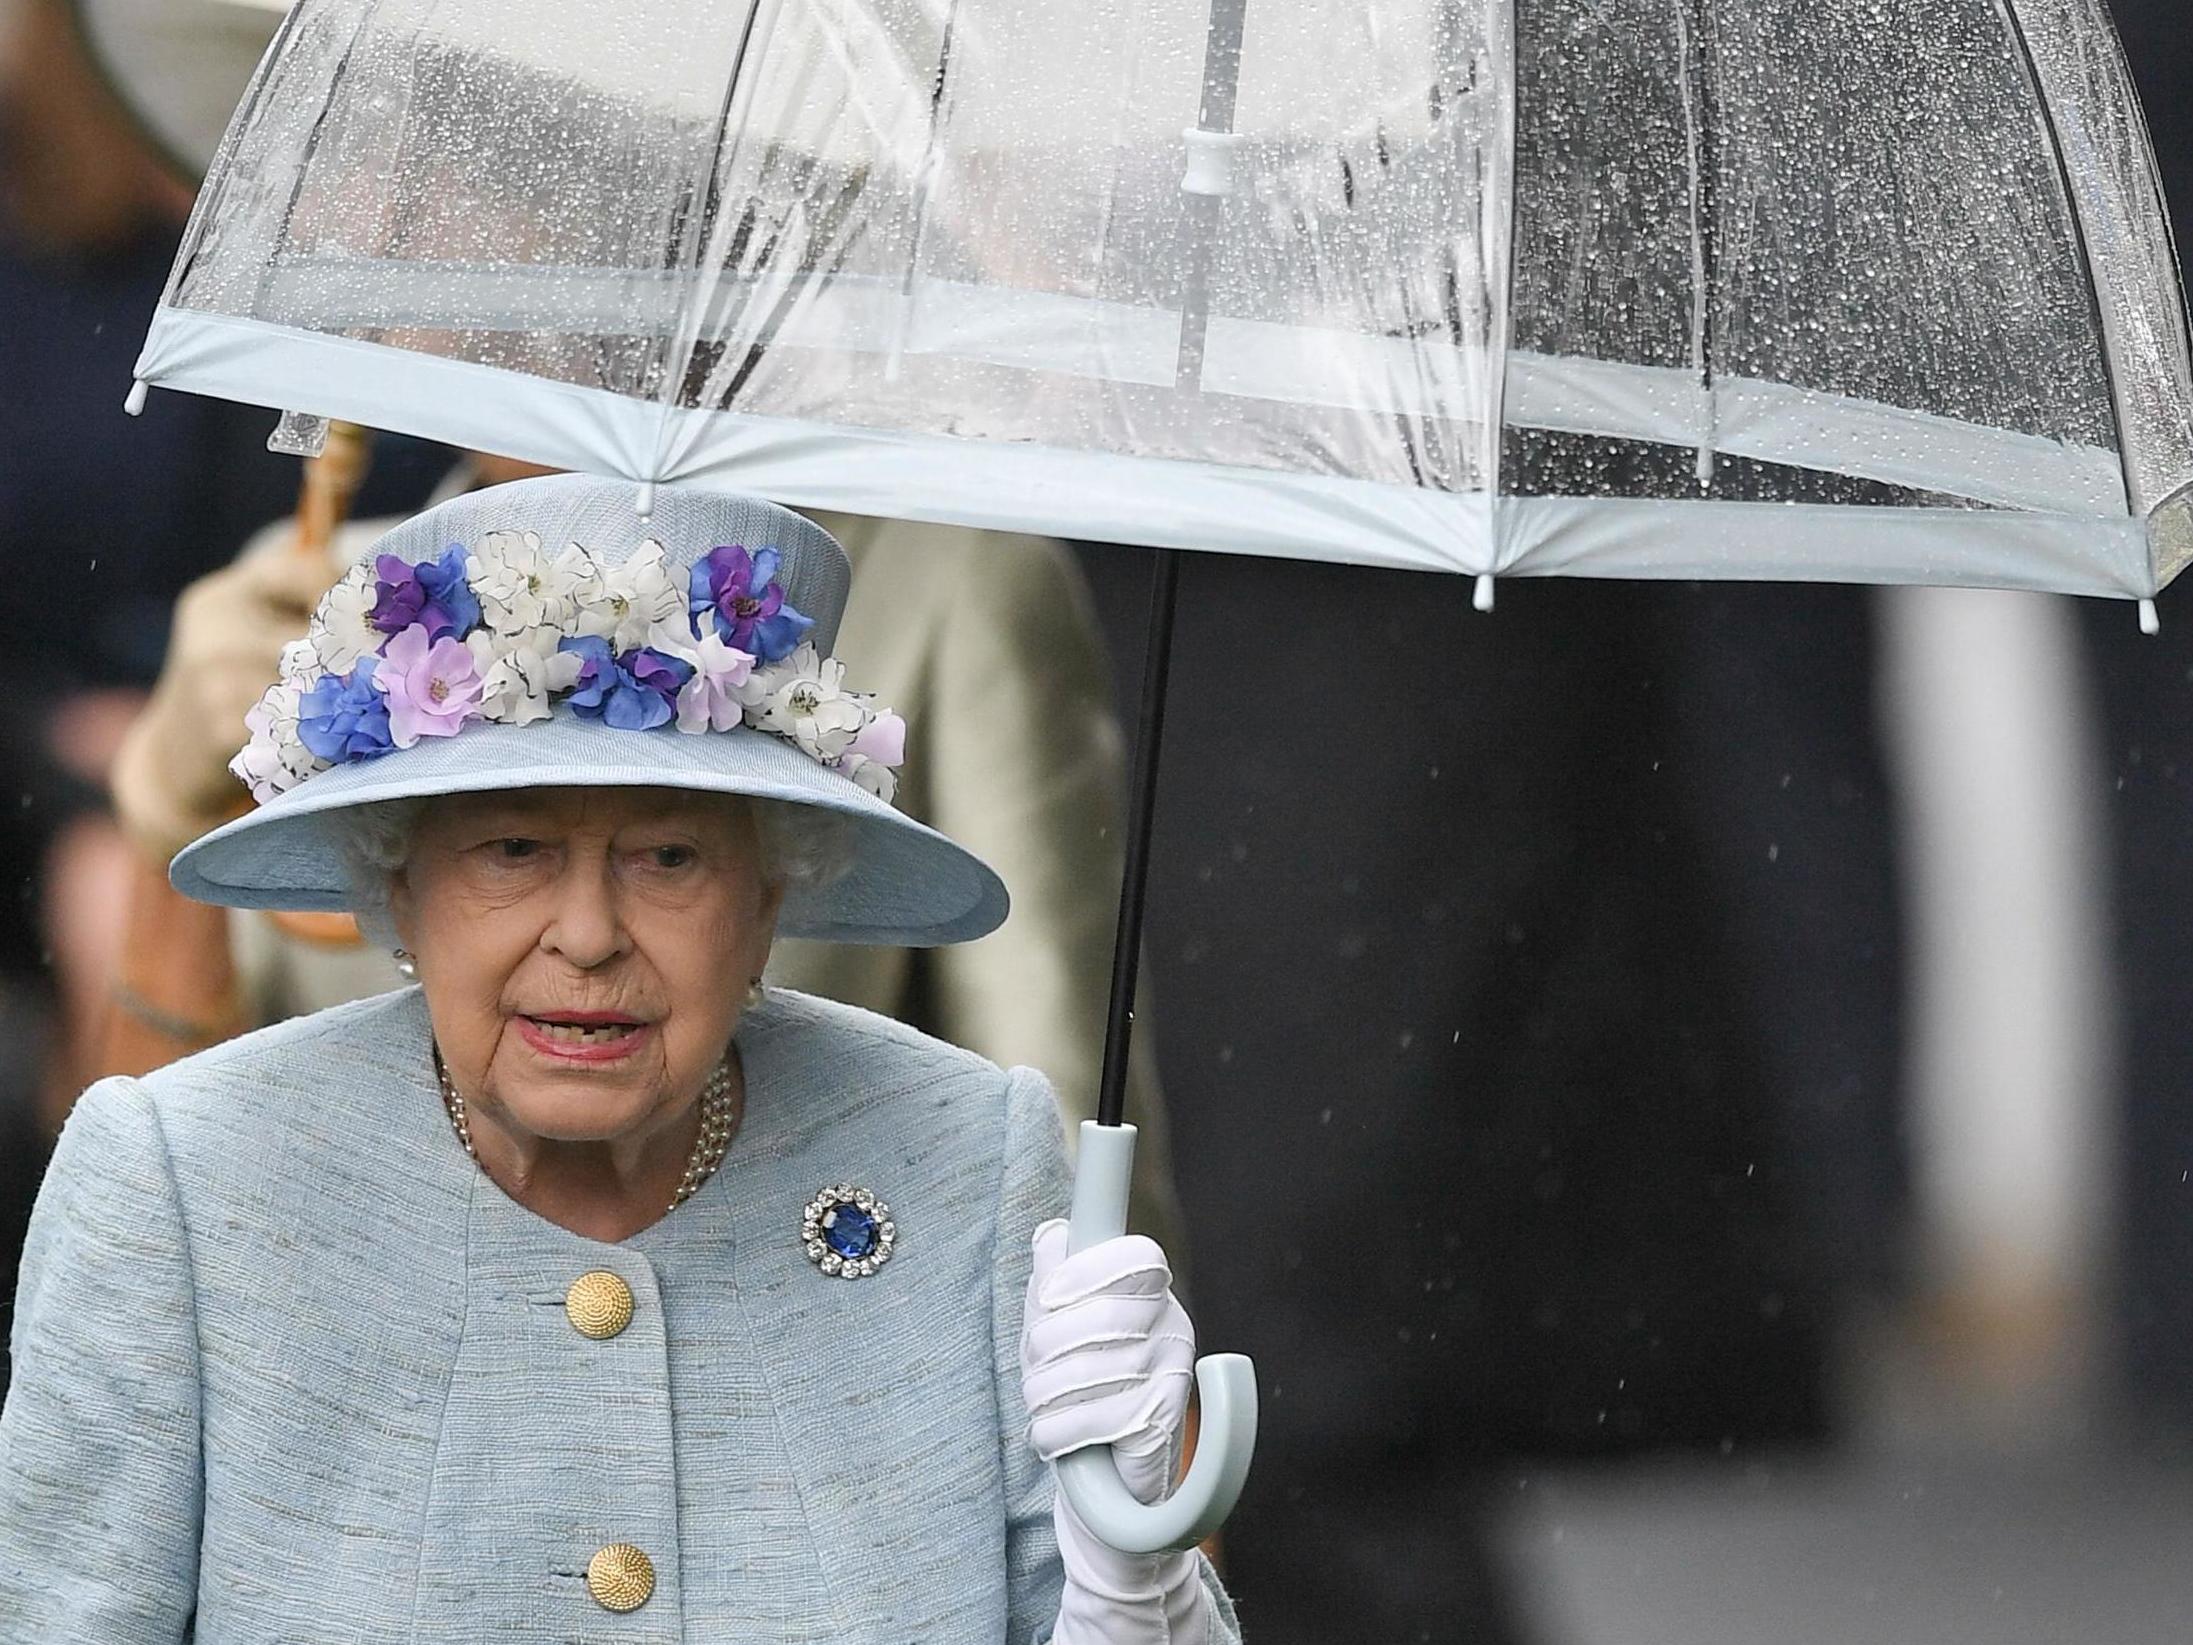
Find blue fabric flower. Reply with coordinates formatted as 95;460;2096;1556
689;544;812;662
559;636;695;732
371;545;482;640
296;659;395;763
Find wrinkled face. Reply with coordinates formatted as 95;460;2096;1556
390;787;783;1144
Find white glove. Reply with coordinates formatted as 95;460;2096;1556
1022;1220;1209;1645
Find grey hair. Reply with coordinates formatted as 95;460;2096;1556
748;799;856;895
327;791;856;951
332;799;426;952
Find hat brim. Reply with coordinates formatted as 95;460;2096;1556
171;715;1007;946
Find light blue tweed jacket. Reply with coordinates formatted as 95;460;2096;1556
0;987;1239;1643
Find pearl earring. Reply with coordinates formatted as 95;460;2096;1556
394;949;419;980
744;976;765;1010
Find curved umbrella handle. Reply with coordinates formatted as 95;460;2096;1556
1053;1121;1259;1555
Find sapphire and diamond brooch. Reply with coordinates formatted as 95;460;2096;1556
803;1184;896;1279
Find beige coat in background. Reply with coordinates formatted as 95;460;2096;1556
230;503;1186;1258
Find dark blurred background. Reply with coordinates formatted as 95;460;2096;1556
1077;496;1898;1645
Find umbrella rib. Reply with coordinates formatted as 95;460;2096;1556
1990;0;2138;521
1487;0;1520;558
1674;0;1721;488
666;0;781;442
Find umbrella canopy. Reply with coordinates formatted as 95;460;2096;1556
133;0;2193;600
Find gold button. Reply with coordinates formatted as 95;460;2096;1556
586;1542;655;1612
565;1271;635;1340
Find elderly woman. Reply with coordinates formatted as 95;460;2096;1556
0;476;1240;1644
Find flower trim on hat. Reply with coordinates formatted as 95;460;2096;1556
233;531;906;807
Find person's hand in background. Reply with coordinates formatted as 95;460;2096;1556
108;541;335;861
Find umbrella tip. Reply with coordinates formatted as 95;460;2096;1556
123;378;148;417
635;480;656;520
2140;598;2161;636
1474;574;1496;614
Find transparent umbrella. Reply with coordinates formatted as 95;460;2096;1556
133;0;2193;603
127;0;2193;1554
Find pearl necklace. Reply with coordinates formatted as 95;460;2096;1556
433;1050;739;1214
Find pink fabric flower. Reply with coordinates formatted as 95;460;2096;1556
376;623;486;748
674;632;760;734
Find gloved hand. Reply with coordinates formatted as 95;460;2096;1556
109;540;336;861
1022;1220;1209;1645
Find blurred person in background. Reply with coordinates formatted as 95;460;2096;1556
2086;0;2193;1428
0;0;444;1387
0;0;273;1103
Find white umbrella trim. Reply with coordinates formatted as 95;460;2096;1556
135;304;2160;596
147;275;2129;519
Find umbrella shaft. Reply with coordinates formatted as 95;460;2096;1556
1096;547;1182;1130
1174;0;1252;394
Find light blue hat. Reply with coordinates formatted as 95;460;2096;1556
171;474;1008;945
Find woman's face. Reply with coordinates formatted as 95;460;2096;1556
390;786;783;1144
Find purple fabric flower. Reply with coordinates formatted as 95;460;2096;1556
296;659;395;763
560;635;695;731
371;544;483;640
378;623;486;747
689;544;812;662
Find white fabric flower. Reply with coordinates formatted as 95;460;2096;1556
673;631;761;734
278;638;322;687
468;531;591;638
835;752;899;805
750;643;869;761
466;629;584;727
230;683;324;803
577;540;685;652
308;564;379;674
